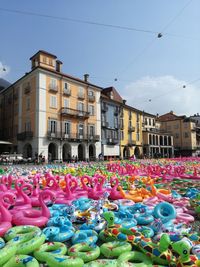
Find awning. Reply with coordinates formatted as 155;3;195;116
0;141;12;145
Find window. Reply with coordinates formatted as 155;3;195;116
184;123;188;128
137;113;140;122
149;119;151;126
26;97;30;111
175;133;179;138
145;118;147;125
78;102;84;111
78;124;84;136
50;95;57;108
153;119;155;126
184;132;189;138
114;117;118;128
107;130;111;138
89;105;95;115
89;125;95;136
174;124;179;129
88;90;94;96
49;59;53;66
25;121;31;131
49;120;57;133
64;121;71;134
49;78;57;90
136;133;140;141
63;98;69;108
79;87;84;94
64;82;70;90
43;56;47;64
102;114;106;123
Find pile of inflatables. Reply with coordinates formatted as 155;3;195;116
0;158;200;266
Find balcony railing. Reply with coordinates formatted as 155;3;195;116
47;131;100;142
49;84;58;92
102;121;109;128
63;88;71;96
88;95;95;102
17;131;33;141
107;138;118;145
127;140;136;146
61;107;90;119
128;126;135;132
77;92;85;100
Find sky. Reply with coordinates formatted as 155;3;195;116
0;0;199;116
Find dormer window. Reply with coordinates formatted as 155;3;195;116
110;91;114;99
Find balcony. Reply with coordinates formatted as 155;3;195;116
107;138;118;145
128;140;136;146
88;134;100;142
49;84;58;92
60;132;100;142
77;92;85;100
102;121;109;128
88;95;95;102
61;107;90;119
63;88;71;96
47;131;61;139
128;126;135;132
17;131;33;141
101;104;108;112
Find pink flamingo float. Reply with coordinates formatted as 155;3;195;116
109;177;123;200
12;190;56;227
0;192;16;236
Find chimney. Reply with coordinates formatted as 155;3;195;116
56;60;63;72
122;99;126;105
84;74;89;82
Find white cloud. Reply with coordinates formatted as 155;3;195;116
122;75;199;116
0;62;10;78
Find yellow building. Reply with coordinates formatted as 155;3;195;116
0;50;102;161
158;111;198;156
120;103;143;159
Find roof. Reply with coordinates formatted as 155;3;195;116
0;65;103;94
101;87;123;103
158;112;184;122
30;50;57;60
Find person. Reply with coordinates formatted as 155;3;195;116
98;153;103;161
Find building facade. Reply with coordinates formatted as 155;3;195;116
158;111;198;157
100;87;122;159
120;104;143;159
0;51;102;161
142;113;174;158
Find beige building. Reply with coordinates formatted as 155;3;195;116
142;112;174;158
158;111;199;157
0;50;102;161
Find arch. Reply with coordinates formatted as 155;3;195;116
160;136;163;146
164;136;168;146
149;134;152;145
134;146;140;158
78;144;85;161
156;135;158;145
62;143;71;162
23;143;32;158
153;135;155;145
168;136;171;146
89;144;96;161
48;143;58;161
123;146;130;159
